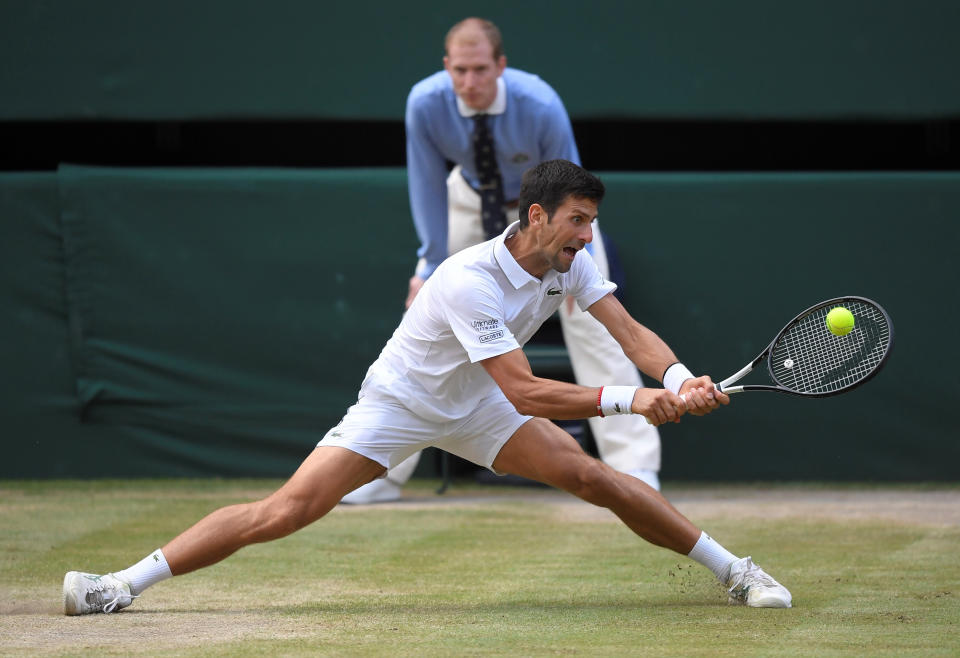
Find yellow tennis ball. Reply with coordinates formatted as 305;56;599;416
826;306;855;336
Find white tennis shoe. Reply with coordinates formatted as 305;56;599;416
726;557;792;608
340;478;402;504
628;469;660;491
63;571;137;615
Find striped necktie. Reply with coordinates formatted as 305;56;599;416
472;114;507;239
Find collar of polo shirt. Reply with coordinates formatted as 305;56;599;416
494;221;561;289
456;77;507;117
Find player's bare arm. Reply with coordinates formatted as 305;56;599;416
480;348;686;427
585;293;730;415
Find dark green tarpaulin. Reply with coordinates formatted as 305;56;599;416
2;0;959;120
55;166;416;474
1;167;958;479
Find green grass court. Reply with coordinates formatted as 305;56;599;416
2;480;958;656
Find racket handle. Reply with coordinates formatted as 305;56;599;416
679;383;723;403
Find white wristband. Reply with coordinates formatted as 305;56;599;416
663;363;695;394
599;386;638;416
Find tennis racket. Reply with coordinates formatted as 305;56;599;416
686;296;893;398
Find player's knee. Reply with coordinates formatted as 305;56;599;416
251;495;320;541
560;458;612;503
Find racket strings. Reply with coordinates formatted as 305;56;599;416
770;300;891;395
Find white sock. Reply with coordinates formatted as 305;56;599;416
114;548;173;595
687;531;740;583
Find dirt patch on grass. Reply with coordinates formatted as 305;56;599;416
4;485;957;655
352;484;960;527
0;608;315;655
665;486;960;526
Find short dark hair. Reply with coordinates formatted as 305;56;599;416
517;160;605;227
445;18;503;60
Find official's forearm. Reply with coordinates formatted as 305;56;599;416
406;120;451;276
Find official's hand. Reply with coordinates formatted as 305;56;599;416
679;376;730;416
405;275;426;309
631;388;687;426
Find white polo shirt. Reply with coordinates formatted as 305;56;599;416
360;222;617;423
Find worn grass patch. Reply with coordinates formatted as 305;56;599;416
1;480;957;656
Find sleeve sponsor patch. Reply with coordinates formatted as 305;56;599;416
471;319;501;332
478;330;504;343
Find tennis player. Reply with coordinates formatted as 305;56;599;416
63;160;792;614
345;17;663;503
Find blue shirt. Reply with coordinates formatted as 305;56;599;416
405;67;580;279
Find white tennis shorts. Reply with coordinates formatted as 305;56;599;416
317;386;532;473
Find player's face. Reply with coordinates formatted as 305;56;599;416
444;35;506;110
538;196;597;273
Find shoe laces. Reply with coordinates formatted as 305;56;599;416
102;591;139;614
728;558;778;600
85;576;139;613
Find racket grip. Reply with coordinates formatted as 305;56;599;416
679;383;721;403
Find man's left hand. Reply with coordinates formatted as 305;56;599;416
679;376;730;416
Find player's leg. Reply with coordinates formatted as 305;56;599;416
64;446;384;615
162;446;384;575
156;388;435;576
557;222;662;489
491;418;792;607
340;452;420;504
494;417;695;551
64;391;436;615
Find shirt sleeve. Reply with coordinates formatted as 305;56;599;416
539;92;581;166
442;271;521;363
405;91;450;280
569;249;618;311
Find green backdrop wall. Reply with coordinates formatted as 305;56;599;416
2;0;959;120
1;167;957;480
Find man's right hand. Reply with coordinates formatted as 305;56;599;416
631;388;687;426
405;275;426;309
